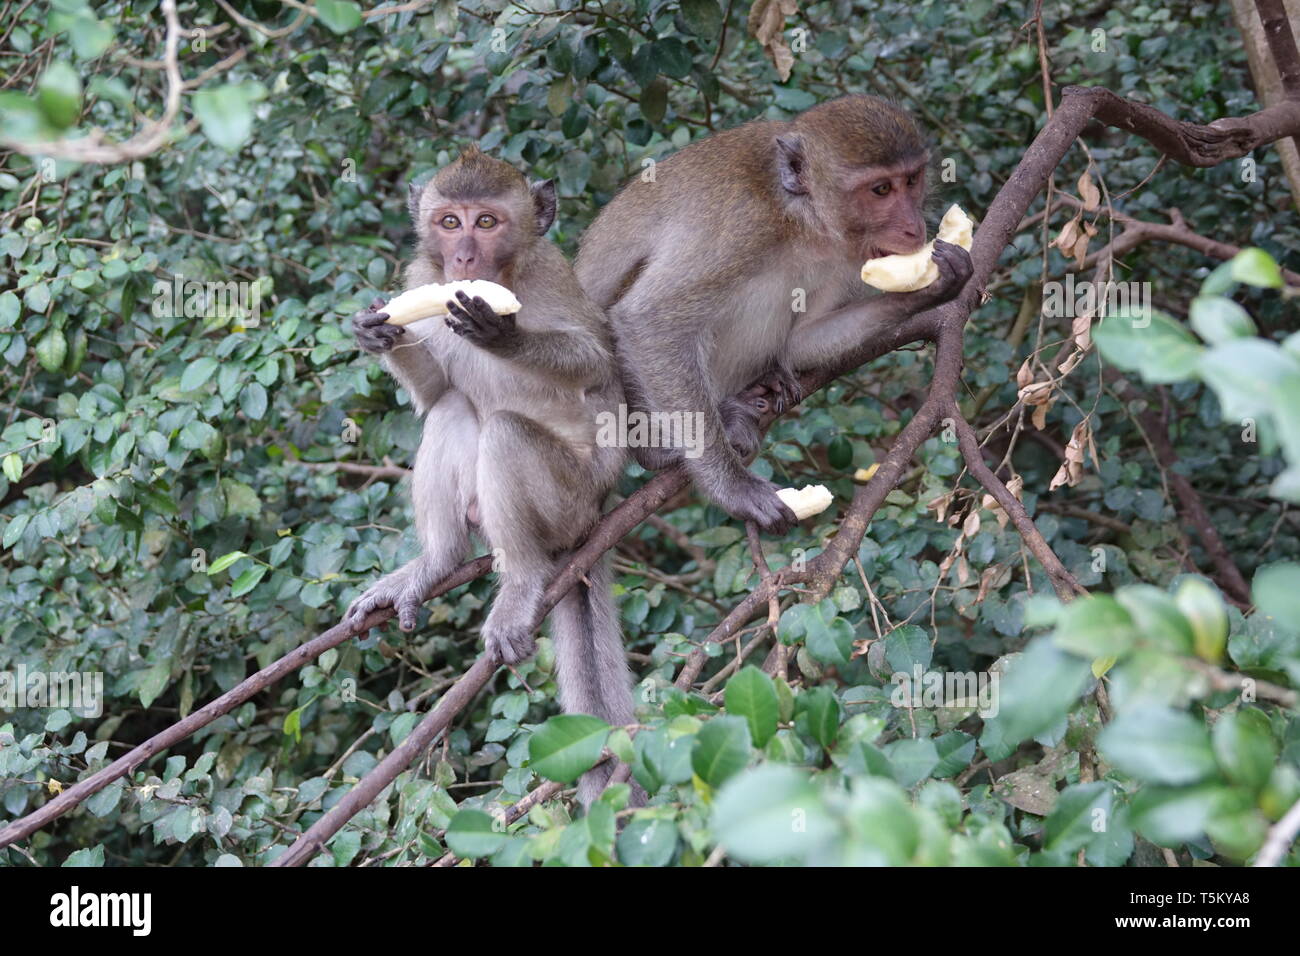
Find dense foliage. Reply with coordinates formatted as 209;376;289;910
1;0;1297;867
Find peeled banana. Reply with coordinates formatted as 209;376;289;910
776;484;833;520
860;205;974;293
382;280;522;326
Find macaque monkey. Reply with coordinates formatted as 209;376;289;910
575;95;973;533
346;146;634;805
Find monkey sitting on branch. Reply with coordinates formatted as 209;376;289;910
575;94;975;532
346;146;636;805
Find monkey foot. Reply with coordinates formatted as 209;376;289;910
483;622;537;665
753;365;803;415
345;570;428;632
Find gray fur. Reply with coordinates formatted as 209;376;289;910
348;158;639;808
574;96;971;534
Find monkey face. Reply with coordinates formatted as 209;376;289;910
841;158;929;261
427;201;519;282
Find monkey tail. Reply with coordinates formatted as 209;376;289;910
549;554;643;807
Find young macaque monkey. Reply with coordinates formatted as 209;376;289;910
346;146;635;805
575;95;974;534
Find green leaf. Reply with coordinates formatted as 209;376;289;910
1211;709;1276;793
1188;295;1255;344
1052;594;1136;659
980;640;1092;758
711;765;836;863
2;453;21;483
1199;339;1300;421
192;83;264;152
884;624;932;675
795;686;841;749
846;778;919;864
724;666;779;747
1093;310;1203;383
639;76;668;126
827;435;853;469
653;37;694;78
316;0;364;34
1114;585;1194;654
616;816;678;866
1175;577;1227;662
691;715;752;788
805;614;854;667
230;565;267;597
37;62;82;129
3;513;30;548
180;356;219;392
445;809;505;858
1098;705;1217;785
528;714;610;783
208;550;247;575
36;329;67;373
67;14;115;59
1252;561;1300;631
1229;247;1283;288
681;0;724;36
1043;782;1111;853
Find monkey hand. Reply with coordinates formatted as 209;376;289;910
344;568;427;633
897;239;974;310
354;297;403;354
445;291;518;350
722;470;798;535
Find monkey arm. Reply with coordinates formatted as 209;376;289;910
381;334;450;416
785;294;919;370
787;241;973;370
490;327;614;390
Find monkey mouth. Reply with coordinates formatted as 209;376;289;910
866;244;925;260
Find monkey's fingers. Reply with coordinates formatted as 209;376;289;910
356;308;394;328
396;595;421;632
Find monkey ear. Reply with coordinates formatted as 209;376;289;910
530;179;557;235
775;134;809;196
407;180;424;222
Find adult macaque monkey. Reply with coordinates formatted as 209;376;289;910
575;95;973;533
346;146;634;804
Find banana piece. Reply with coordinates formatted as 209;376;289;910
860;205;974;293
382;280;522;326
776;484;833;520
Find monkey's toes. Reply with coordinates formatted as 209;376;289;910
483;626;537;666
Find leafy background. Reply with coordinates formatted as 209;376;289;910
0;0;1298;866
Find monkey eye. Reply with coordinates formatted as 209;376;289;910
872;183;892;196
907;173;921;186
440;215;460;230
475;214;498;229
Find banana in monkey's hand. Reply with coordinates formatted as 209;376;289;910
776;484;834;520
382;280;522;326
860;205;974;293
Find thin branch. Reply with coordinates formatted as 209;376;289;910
3;0;185;162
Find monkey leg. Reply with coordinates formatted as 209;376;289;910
345;391;479;632
475;411;600;665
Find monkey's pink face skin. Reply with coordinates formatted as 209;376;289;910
844;160;928;261
431;202;514;281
